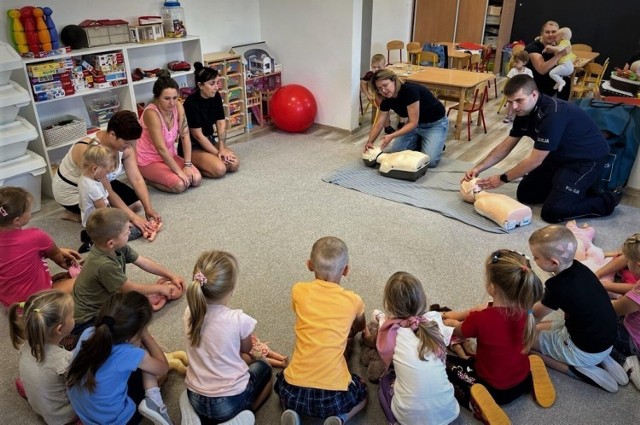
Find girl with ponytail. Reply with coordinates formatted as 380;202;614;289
183;251;272;423
375;271;459;425
442;249;553;424
66;291;172;425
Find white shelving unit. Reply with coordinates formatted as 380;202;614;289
10;36;202;197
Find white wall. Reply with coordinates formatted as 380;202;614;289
370;0;413;61
259;0;363;131
0;0;261;55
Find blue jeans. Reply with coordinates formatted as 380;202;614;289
384;116;448;167
188;359;272;423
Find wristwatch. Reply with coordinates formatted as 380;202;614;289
499;173;509;183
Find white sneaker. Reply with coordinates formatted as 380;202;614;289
179;390;201;425
281;409;301;425
138;397;173;425
571;365;618;393
220;411;255;425
624;356;640;391
600;356;629;385
324;416;343;425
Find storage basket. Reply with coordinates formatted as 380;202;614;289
42;115;87;147
86;95;120;127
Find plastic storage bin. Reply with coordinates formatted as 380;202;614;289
0;41;23;86
0;80;30;125
86;95;120;127
0;117;38;162
42;115;87;147
0;150;47;212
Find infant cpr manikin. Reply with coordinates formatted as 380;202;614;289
362;147;430;181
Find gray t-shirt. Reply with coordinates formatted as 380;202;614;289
20;344;76;424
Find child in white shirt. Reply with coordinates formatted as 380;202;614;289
504;50;534;123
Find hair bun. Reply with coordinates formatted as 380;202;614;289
157;69;172;79
194;61;204;71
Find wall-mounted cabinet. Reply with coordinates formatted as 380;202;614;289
11;36;202;197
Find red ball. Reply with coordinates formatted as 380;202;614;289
269;84;317;133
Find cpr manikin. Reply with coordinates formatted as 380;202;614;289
460;178;532;230
362;147;430;181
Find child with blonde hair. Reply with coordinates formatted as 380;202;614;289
442;250;553;424
8;290;77;424
361;54;405;134
503;50;533;123
0;187;80;307
66;291;172;425
608;233;640;391
374;272;459;425
182;251;272;424
542;27;576;92
277;236;367;425
530;225;628;392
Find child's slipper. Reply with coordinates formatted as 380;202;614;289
529;355;556;407
470;384;510;425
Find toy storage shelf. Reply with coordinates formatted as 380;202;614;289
202;52;246;138
10;36;203;198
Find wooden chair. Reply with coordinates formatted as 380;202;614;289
406;41;422;65
464;53;482;71
387;40;405;64
478;46;498;99
417;51;439;67
571;44;593;52
571;58;609;99
446;85;488;141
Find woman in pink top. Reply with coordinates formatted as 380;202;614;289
136;71;202;193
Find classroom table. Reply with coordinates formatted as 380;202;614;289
389;64;495;140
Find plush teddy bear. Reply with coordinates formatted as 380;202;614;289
360;319;386;383
165;351;189;374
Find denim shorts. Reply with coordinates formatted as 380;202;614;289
187;359;272;423
385;116;448;167
538;326;611;367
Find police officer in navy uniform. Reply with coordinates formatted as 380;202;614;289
463;75;622;223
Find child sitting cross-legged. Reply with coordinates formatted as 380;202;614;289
529;225;629;392
374;271;459;425
0;187;81;308
8;290;78;424
66;291;172;425
182;251;272;424
68;208;184;348
276;236;367;425
442;249;555;424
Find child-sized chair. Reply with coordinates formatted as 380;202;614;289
446;85;489;141
406;41;422;65
387;40;404;64
417;51;439;67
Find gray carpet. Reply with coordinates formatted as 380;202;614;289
322;158;513;234
1;128;638;424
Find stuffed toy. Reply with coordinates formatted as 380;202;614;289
460;178;532;230
429;304;476;359
147;277;184;311
360;319;385;383
363;147;430;181
143;218;163;242
249;334;289;368
165;350;189;374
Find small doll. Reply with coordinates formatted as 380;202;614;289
147;277;184;311
250;334;289;368
143;218;163;242
429;304;476;359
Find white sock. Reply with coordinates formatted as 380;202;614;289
145;386;164;406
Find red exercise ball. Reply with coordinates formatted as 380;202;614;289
269;84;317;133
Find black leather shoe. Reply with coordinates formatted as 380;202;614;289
384;126;395;134
610;185;625;206
78;240;92;254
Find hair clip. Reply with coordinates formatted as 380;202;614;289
0;207;8;217
194;271;207;286
33;308;41;313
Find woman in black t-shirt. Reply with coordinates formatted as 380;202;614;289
182;62;239;178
